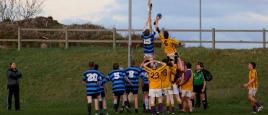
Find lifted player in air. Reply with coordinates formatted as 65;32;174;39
154;14;183;61
141;2;160;61
143;60;167;115
83;62;104;115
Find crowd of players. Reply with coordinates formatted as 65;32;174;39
82;11;263;115
82;13;214;115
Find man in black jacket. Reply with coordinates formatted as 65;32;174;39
7;62;22;111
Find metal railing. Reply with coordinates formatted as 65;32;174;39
0;27;267;51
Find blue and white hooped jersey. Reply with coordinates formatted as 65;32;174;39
83;69;104;95
140;68;149;85
125;66;142;90
107;70;126;92
141;32;156;54
99;73;108;93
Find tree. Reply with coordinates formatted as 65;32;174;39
18;0;44;20
0;0;44;22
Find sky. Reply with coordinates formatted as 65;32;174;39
41;0;268;48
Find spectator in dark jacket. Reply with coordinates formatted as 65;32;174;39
7;62;22;111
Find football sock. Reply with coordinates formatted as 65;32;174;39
87;103;92;115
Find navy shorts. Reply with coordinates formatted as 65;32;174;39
142;84;149;92
87;93;99;99
100;91;106;98
126;86;139;94
113;91;125;97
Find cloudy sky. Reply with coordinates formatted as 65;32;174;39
41;0;268;48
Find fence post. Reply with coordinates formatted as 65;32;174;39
65;27;68;49
17;27;21;51
212;28;216;50
113;28;116;50
263;28;266;48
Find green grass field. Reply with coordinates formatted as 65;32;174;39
0;46;267;115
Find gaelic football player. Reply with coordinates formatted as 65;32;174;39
179;62;193;113
124;61;142;113
83;62;103;115
107;63;132;113
243;62;263;113
94;64;109;115
143;60;167;115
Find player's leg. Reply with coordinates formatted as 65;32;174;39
157;89;164;114
200;91;207;110
143;85;150;112
87;96;93;115
173;84;182;110
188;91;193;112
101;95;108;115
165;90;171;113
149;89;157;115
94;95;100;115
248;89;260;113
134;93;139;113
113;94;119;112
120;92;130;113
168;90;175;114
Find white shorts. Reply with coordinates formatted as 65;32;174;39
144;53;154;60
149;89;163;97
248;88;257;96
181;90;192;98
172;84;180;95
163;87;173;95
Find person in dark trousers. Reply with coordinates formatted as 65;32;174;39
194;62;213;109
7;62;22;111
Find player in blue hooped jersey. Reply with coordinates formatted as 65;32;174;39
83;61;103;115
94;64;108;115
141;29;156;60
107;63;132;113
125;60;142;113
140;60;150;112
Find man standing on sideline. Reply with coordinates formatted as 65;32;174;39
193;62;207;110
199;62;213;109
7;62;22;111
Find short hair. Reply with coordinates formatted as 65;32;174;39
163;31;169;39
88;61;95;68
185;62;192;69
197;62;204;68
113;63;120;70
249;62;256;69
143;29;150;36
94;64;99;70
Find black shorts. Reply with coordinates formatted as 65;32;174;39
100;91;106;98
126;86;139;94
87;93;99;99
193;85;204;93
142;84;149;92
113;91;125;97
